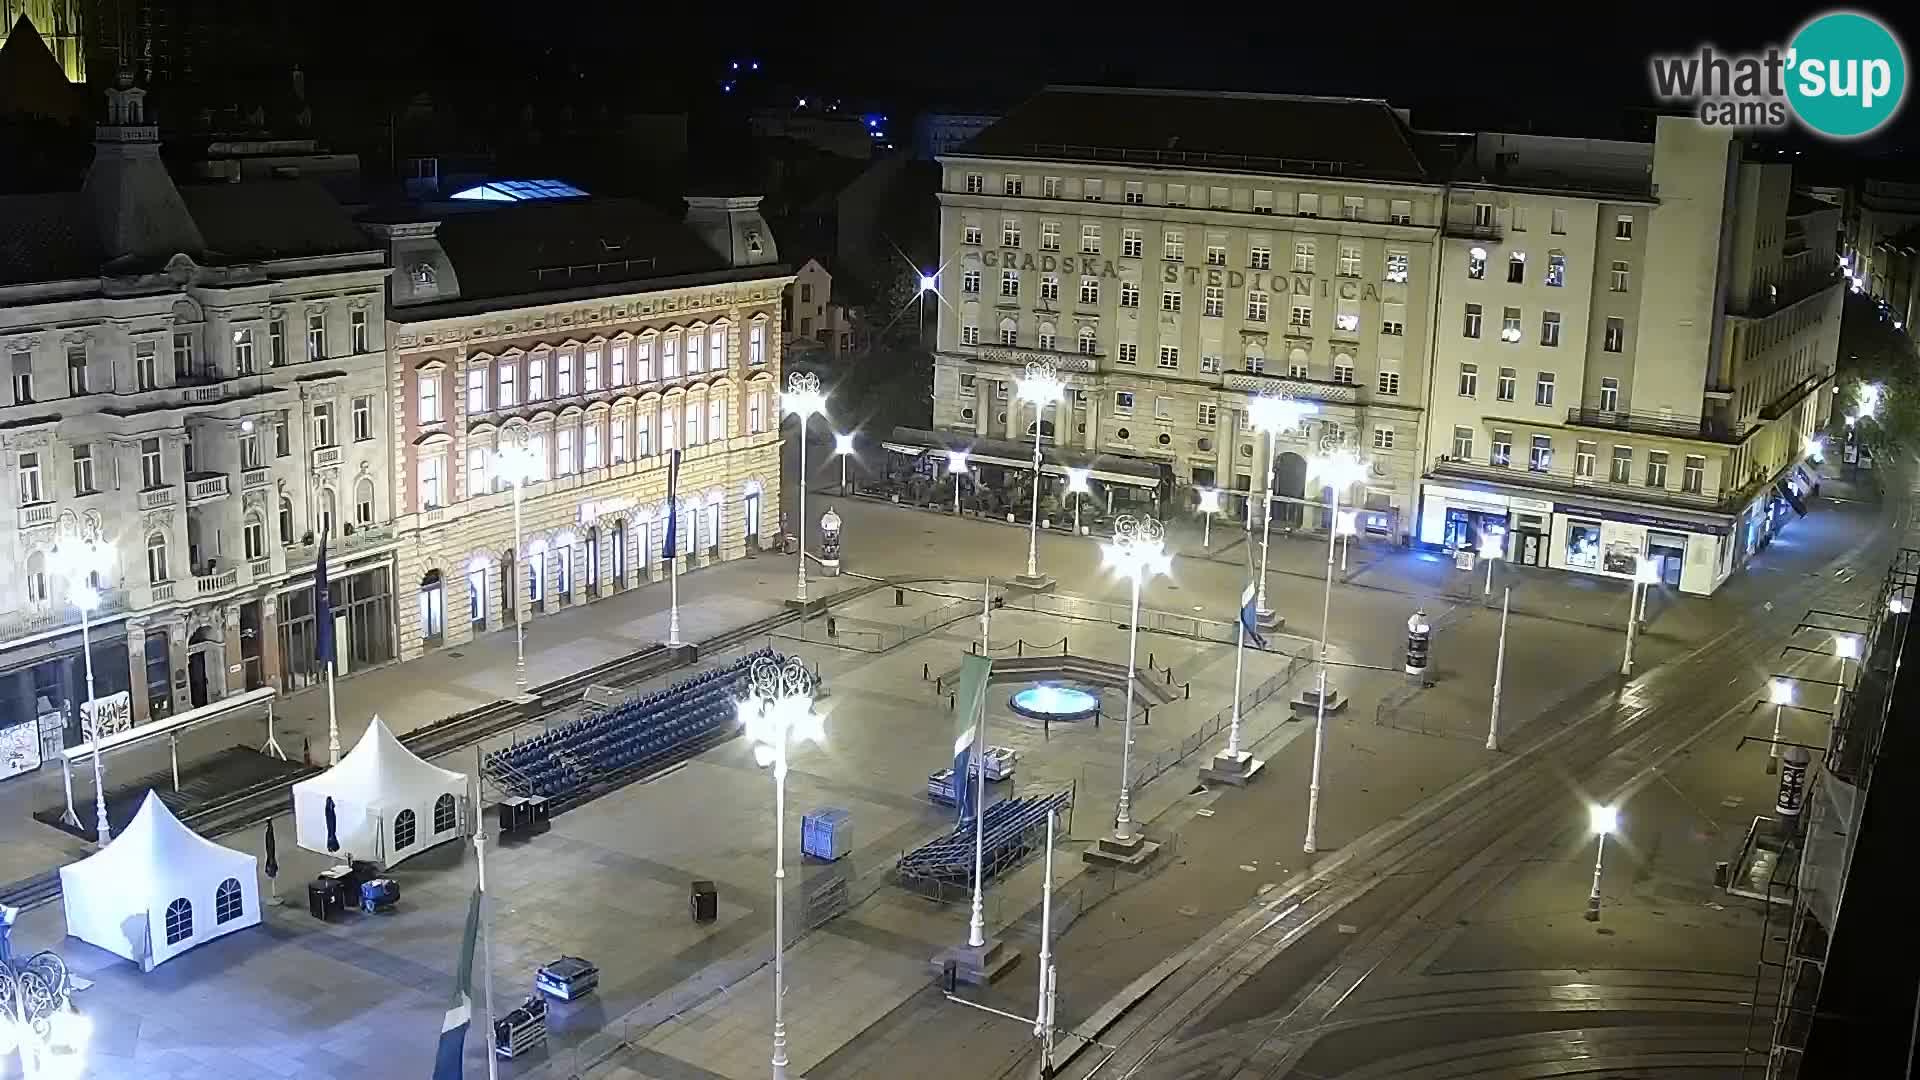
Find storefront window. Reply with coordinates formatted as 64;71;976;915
1566;522;1601;570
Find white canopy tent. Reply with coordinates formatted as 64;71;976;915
291;715;468;868
59;791;260;971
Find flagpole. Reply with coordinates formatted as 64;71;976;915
667;450;683;647
668;527;682;646
474;812;499;1080
1227;594;1247;759
969;578;989;950
326;662;340;766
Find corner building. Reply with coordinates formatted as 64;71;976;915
1419;118;1841;595
931;87;1446;537
364;191;791;661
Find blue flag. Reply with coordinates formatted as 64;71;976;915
952;654;993;823
313;532;335;667
432;885;483;1080
662;449;681;562
1239;581;1268;649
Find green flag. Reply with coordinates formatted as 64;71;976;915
953;653;993;821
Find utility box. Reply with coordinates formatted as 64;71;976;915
802;807;852;861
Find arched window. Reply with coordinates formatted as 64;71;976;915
164;897;193;944
998;317;1019;346
355;477;375;527
215;877;243;924
278;497;295;545
243;514;266;560
434;792;457;834
146;533;169;584
418;571;444;642
1077;327;1097;355
24;551;47;605
394;808;417;850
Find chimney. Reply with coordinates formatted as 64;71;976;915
684;195;779;268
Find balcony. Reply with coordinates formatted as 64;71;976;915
250;557;273;580
151;580;177;604
181;384;226;405
17;502;54;529
197;567;239;595
1224;371;1362;405
312;445;343;469
1428;454;1730;511
973;345;1095;373
138;487;178;510
242;467;271;490
1445;220;1503;242
1565;408;1745;444
186;473;231;505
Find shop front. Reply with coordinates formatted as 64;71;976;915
1548;504;1730;596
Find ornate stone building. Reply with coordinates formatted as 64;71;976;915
0;76;391;768
362;189;790;662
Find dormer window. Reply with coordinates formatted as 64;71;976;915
747;230;764;255
411;262;437;291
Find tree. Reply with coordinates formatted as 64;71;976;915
1834;293;1920;455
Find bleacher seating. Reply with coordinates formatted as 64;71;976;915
485;647;783;803
895;789;1072;894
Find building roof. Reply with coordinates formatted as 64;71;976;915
0;14;81;121
949;86;1431;183
179;179;376;261
0;191;99;284
375;196;741;307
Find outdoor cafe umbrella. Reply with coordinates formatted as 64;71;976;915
324;796;339;852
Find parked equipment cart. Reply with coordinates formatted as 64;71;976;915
492;994;548;1059
969;746;1017;782
535;955;600;1001
358;878;399;914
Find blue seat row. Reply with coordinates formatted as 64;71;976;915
485;647;783;799
897;791;1072;887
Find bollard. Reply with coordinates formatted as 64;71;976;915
895;588;906;606
935;676;943;694
1165;667;1173;685
948;694;955;712
827;616;838;638
1183;682;1190;700
923;663;930;681
1142;704;1151;726
1018;640;1025;658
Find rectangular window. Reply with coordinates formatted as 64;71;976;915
611;343;627;385
275;413;290;457
1551;207;1568;234
1615;215;1634;240
1683;455;1705;494
1610;260;1630;292
1646;451;1669;488
498;361;518;407
1163;231;1185;261
1468;249;1486;278
556;429;575;474
663;336;680;377
961;325;980;345
1541;310;1562;347
1113;391;1134;412
1079;278;1099;305
1452;425;1474;460
1205;244;1226;267
1474;203;1494;227
1084;178;1103;201
1125;182;1143;205
636;413;652;456
1249;245;1271;270
1332;361;1354;384
1497;367;1516;402
141;437;164;488
584;423;601;469
1003;174;1023;197
468;447;487;497
467;367;488;413
1373;426;1395;450
313;403;334;447
1529;435;1552;472
1339;244;1361;277
269;318;286;366
1603;317;1625;352
171;332;193;379
1166;184;1187;207
1116;343;1137;365
1599;377;1619;412
354;395;373;441
1511;206;1528;232
1119;227;1139;257
351;310;369;354
1247;291;1268;322
1385;250;1409;283
307;313;326;361
1288;355;1309;378
1002;218;1021;247
1153;396;1172;419
1041;221;1061;250
965;173;983;194
1198;402;1218;427
1377;370;1400;395
1458;363;1479;397
1464;303;1483;338
1610;445;1633;484
529;355;547;400
1289;303;1312;329
964;224;981;245
1040;275;1059;303
1293;240;1315;272
1501;306;1522;342
999;324;1017;346
1001;269;1020;298
559;349;577;391
1298;193;1321;217
419;373;440;422
638;339;656;380
1535;372;1556;406
1253;189;1274;214
1200;354;1221;374
1389;199;1412;225
1575;441;1597;478
585;347;603;391
1546;253;1566;287
1491;430;1512;467
72;443;93;494
231;330;254;375
709;398;725;441
749;323;766;367
962;269;980;294
1381;303;1405;336
1161;288;1182;312
1157;345;1179;370
419;454;443;508
611;417;628;462
16;451;41;504
1043;177;1061;198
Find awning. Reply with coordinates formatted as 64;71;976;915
883;427;1162;490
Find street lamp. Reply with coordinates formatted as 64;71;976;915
1015;361;1065;583
783;372;828;604
1804;436;1825;463
1618;557;1662;676
1478;532;1503;596
1065;467;1091;536
494;431;544;683
0;921;82;1075
1335;509;1357;572
1767;678;1794;775
1302;449;1369;854
49;524;115;845
947;450;970;515
738;655;825;1080
1835;634;1860;708
1245;392;1318;620
1196;488;1221;551
1585;803;1618;922
832;431;857;495
1101;515;1171;846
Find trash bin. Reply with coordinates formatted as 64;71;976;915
691;880;718;923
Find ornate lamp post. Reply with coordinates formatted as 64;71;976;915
493;430;544;689
783;373;828;604
49;520;115;845
1301;448;1370;854
0;918;80;1074
739;656;825;1080
1618;557;1662;676
947;450;970;515
1015;360;1064;585
832;431;857;495
1245;391;1317;622
1100;515;1171;851
1585;804;1619;922
1065;467;1091;536
1196;487;1221;550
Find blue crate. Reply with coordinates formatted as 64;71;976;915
802;807;852;861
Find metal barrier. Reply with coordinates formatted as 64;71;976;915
1003;592;1242;646
1126;650;1311;797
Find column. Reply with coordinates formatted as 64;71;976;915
126;617;150;724
221;605;243;701
167;621;190;714
259;598;283;691
1082;397;1099;452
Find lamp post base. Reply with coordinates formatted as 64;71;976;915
1255;609;1286;631
1288;685;1347;717
930;937;1021;986
1083;831;1162;869
1200;751;1265;787
1006;572;1057;594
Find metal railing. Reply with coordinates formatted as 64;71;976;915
1126;650;1310;799
1004;591;1243;646
1428;455;1730;511
1564;406;1743;443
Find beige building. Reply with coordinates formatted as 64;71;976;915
929;87;1446;537
0;77;394;763
364;191;790;662
784;257;860;359
1419;118;1841;595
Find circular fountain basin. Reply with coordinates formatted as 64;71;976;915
1009;683;1101;723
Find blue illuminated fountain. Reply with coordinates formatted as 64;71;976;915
1009;683;1101;723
